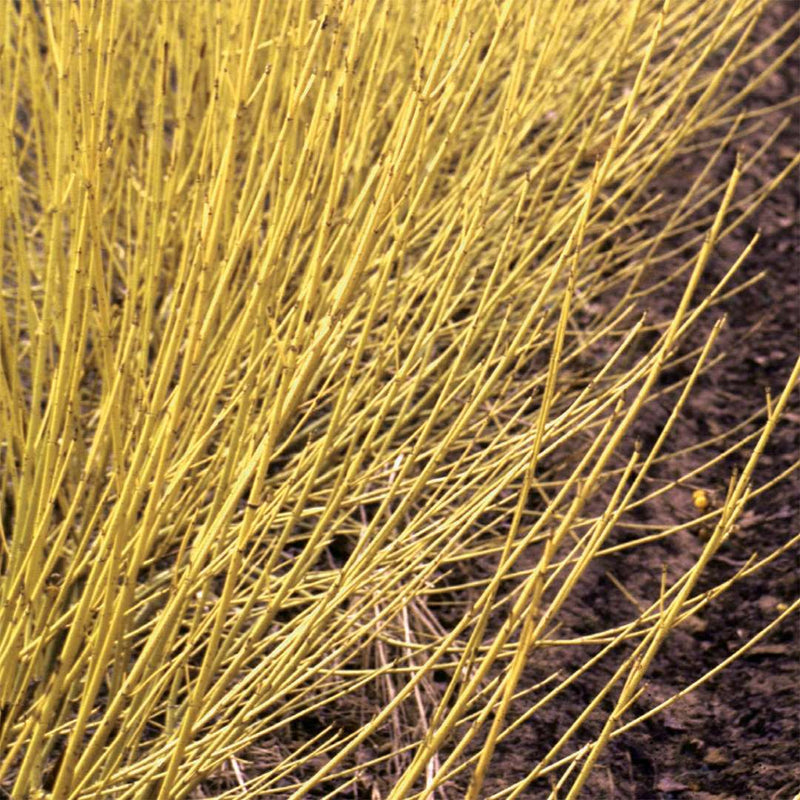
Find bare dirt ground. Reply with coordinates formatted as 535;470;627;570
484;4;799;798
190;5;799;798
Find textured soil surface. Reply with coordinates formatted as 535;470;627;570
184;6;799;799
486;4;799;798
258;7;800;799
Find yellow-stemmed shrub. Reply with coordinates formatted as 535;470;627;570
0;1;797;797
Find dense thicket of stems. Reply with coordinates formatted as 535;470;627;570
0;1;797;797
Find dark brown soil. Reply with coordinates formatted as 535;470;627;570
484;4;800;798
190;6;799;799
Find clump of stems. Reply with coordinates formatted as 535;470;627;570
0;0;797;798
